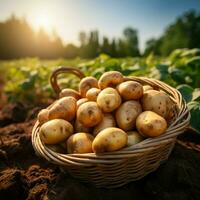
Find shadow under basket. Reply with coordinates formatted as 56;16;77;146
32;67;190;188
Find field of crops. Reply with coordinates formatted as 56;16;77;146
0;48;200;133
0;48;200;199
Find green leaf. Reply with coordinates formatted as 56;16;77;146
186;56;200;66
169;67;185;84
192;88;200;102
188;101;200;134
177;84;193;103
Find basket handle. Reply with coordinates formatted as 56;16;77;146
50;66;85;95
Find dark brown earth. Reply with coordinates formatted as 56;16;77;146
0;103;200;200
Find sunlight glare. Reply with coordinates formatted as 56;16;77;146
32;13;53;32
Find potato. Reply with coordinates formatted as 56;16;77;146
38;109;49;124
46;144;66;153
48;97;77;121
98;71;124;89
79;77;98;97
59;88;80;100
67;133;94;154
86;88;101;101
77;98;89;109
142;90;173;119
74;119;91;133
143;85;154;92
77;102;103;127
117;81;143;100
40;119;73;144
115;101;142;131
127;131;144;146
93;114;116;136
136;111;167;137
92;127;127;153
97;87;121;112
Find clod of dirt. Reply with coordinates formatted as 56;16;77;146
0;169;27;200
0;103;28;127
22;165;56;200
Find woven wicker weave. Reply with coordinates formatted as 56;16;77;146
32;67;190;188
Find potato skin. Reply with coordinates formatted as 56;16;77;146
59;88;80;100
117;81;143;100
115;101;142;131
97;87;121;112
86;88;101;101
98;71;124;89
40;119;73;144
142;90;173;119
77;98;89;109
92;127;127;153
143;85;154;92
74;119;91;133
127;131;144;146
77;102;103;127
136;111;167;137
67;133;94;154
38;109;49;124
93;114;116;136
48;97;77;121
79;77;98;97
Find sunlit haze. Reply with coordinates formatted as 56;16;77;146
0;0;200;50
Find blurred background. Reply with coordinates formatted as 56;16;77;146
0;0;200;59
0;1;199;134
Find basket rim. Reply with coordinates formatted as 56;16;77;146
32;76;190;164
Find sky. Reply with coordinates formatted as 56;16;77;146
0;0;200;51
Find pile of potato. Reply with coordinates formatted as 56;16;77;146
38;71;174;154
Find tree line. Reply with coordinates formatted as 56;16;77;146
0;10;199;59
0;15;139;59
144;10;200;56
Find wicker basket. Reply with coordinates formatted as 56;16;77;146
32;67;190;188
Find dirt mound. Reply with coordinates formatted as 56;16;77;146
0;103;200;200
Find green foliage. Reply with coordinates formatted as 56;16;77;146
144;10;200;56
177;84;200;133
188;101;200;134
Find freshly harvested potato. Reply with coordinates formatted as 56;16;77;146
79;77;98;97
48;97;77;121
38;109;49;124
117;81;143;100
136;111;167;137
92;127;127;153
142;90;173;119
40;119;73;144
98;71;124;89
127;131;144;146
77;98;89;109
77;102;103;127
97;87;121;112
86;88;101;101
67;133;94;153
59;88;80;100
115;101;142;131
74;119;91;133
46;144;66;153
143;85;154;92
93;113;116;136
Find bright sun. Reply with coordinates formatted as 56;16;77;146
33;13;53;32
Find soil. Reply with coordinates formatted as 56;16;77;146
0;103;200;200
